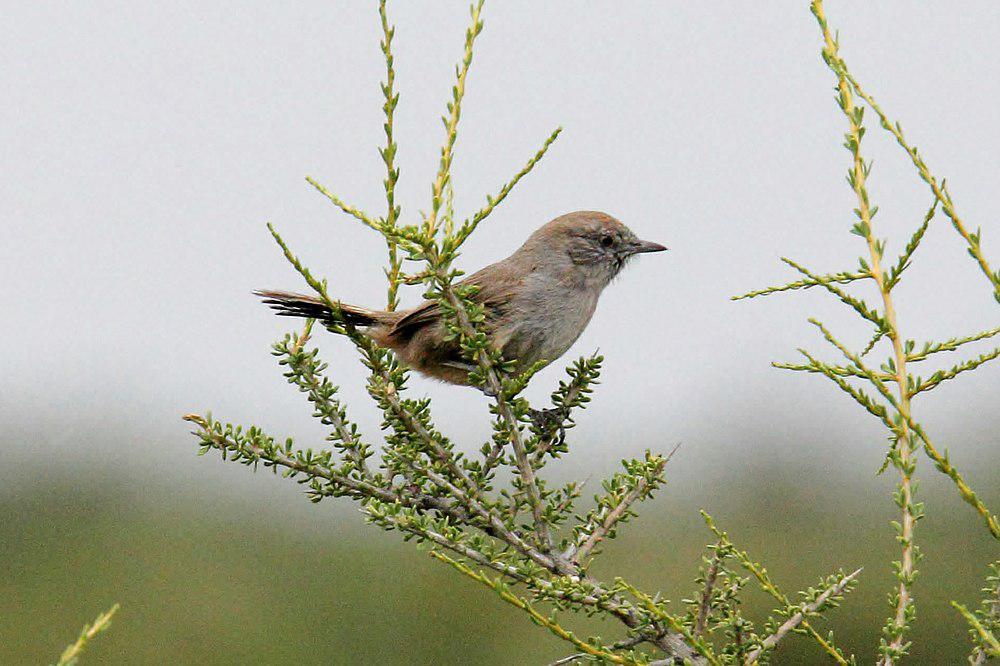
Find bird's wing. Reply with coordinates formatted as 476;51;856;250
390;262;522;339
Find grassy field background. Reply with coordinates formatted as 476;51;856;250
3;420;996;664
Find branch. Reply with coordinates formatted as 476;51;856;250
528;353;604;466
55;604;120;666
860;327;889;357
788;349;898;434
305;175;384;232
967;563;1000;665
431;551;639;665
704;512;852;665
906;325;1000;362
693;545;723;638
569;450;672;563
825;32;1000;302
744;568;862;664
425;0;484;238
733;269;870;301
378;0;403;310
187;414;443;510
810;7;920;658
454;126;563;246
885;197;937;289
430;269;557;555
953;602;1000;662
904;421;1000;540
781;257;886;331
275;334;373;479
910;344;1000;396
774;359;890;382
619;580;718;665
547;636;646;666
376;499;673;649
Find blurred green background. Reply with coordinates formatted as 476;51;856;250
3;420;996;664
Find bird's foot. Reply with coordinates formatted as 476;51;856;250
528;407;569;447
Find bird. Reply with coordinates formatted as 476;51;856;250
257;210;666;387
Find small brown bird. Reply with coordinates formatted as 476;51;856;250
257;211;666;386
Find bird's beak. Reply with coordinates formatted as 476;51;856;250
630;239;668;254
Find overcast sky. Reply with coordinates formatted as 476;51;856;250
2;2;998;495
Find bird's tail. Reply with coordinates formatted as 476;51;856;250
254;290;392;329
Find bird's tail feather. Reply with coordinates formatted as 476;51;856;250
254;290;389;328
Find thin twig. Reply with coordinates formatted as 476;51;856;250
744;568;862;664
831;44;1000;301
570;445;677;563
694;544;723;638
548;636;646;666
704;513;850;665
305;176;383;232
378;0;403;310
456;126;562;245
425;0;484;238
969;573;999;665
431;552;639;665
55;604;120;666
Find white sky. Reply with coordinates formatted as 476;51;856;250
2;2;998;498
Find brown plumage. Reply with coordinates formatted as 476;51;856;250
257;210;666;386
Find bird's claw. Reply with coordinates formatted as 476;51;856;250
528;407;569;447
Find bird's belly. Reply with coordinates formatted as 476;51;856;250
506;292;598;366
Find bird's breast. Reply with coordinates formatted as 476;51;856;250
505;274;601;366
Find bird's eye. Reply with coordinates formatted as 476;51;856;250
600;233;614;248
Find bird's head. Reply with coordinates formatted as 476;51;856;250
527;211;667;286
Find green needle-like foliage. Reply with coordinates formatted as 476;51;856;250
735;1;1000;663
954;561;1000;664
703;513;857;666
180;2;951;662
53;604;119;666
